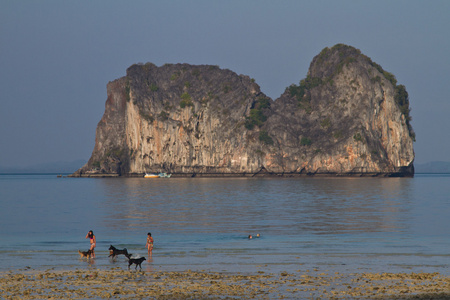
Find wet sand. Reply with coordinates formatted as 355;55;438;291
1;267;449;299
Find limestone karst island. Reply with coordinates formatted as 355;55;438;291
72;44;415;178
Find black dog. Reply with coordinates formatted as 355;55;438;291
109;245;132;259
128;257;146;270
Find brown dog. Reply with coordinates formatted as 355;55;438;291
78;249;92;258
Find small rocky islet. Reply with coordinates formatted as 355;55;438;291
72;44;415;178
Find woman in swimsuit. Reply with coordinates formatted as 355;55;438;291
85;230;96;258
146;232;154;258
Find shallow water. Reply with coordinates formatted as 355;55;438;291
0;174;449;275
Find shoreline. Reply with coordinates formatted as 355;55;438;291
68;171;414;178
1;267;449;299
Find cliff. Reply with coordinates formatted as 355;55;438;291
73;44;415;177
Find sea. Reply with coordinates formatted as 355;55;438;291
0;174;449;276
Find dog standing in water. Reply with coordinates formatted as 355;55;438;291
78;249;92;258
128;257;146;270
108;245;132;259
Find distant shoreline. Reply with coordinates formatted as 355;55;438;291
2;160;450;175
2;172;450;177
0;173;72;175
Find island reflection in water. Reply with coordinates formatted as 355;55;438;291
97;177;413;236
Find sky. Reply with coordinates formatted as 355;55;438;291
1;0;449;168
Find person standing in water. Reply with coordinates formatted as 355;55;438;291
85;230;96;258
146;232;154;258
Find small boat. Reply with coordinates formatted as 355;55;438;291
158;173;172;178
144;173;159;178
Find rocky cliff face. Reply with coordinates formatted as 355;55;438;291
73;44;415;177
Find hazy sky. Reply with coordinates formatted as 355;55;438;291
1;1;449;168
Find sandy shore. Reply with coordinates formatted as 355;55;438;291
0;267;449;299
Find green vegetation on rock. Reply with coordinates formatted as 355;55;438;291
353;132;363;142
125;80;131;102
149;83;159;92
158;111;169;120
244;96;271;130
139;110;154;123
180;92;194;108
394;84;414;140
320;117;331;129
259;130;274;145
300;137;312;146
287;75;321;113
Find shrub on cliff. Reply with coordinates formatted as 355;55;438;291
394;84;414;140
288;75;321;112
244;96;271;130
180;92;194;108
300;137;312;146
259;130;274;145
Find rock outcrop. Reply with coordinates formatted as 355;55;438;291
73;44;415;177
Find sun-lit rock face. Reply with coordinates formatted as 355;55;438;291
73;44;414;177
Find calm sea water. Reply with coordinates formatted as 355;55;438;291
0;174;448;275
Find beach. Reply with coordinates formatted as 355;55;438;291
1;267;449;299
